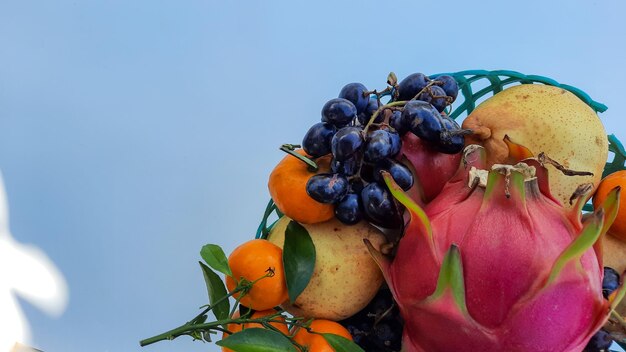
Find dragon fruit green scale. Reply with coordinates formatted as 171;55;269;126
366;145;620;352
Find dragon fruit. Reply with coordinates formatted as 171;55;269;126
366;145;620;352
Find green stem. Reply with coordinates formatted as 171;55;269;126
279;144;318;171
141;270;277;347
140;314;307;347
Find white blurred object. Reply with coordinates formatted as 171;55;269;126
0;172;68;352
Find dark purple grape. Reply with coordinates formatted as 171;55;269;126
306;173;349;204
364;130;395;163
397;73;429;101
583;329;612;351
357;97;382;125
401;100;442;143
335;193;363;225
331;156;359;176
434;75;459;100
389;131;402;157
603;267;620;299
436;116;465;154
339;83;369;114
375;160;414;191
361;182;403;228
418;85;449;112
331;126;364;161
302;122;336;157
322;98;357;127
389;111;409;136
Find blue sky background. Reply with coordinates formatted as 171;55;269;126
1;1;625;351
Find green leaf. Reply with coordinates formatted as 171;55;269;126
283;220;316;303
322;333;366;352
216;328;297;352
199;262;230;321
200;244;232;277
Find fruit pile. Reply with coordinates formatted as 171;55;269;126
140;70;626;352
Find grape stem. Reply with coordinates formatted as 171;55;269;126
363;101;407;134
140;269;276;347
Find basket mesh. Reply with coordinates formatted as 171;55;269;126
256;70;626;237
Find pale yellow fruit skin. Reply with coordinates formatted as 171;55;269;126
268;216;387;321
462;84;608;208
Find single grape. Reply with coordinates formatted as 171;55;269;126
583;329;613;351
302;122;336;157
331;156;360;176
331;126;364;161
434;75;459;100
389;110;409;136
397;73;429;101
388;131;402;157
335;193;363;225
357;97;382;125
375;160;414;191
339;83;369;114
306;173;349;204
603;267;620;299
364;129;395;163
436;115;465;154
321;98;357;127
418;85;449;112
361;182;403;228
401;100;443;143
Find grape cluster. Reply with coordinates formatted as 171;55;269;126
302;73;464;228
340;288;404;351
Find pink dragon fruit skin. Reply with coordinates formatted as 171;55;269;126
400;133;461;204
367;145;620;352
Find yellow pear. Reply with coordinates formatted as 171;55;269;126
462;84;608;208
267;216;387;321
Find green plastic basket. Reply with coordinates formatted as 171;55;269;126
256;69;626;237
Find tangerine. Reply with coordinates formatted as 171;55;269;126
292;319;353;352
268;149;334;224
592;170;626;241
225;239;288;311
221;309;289;352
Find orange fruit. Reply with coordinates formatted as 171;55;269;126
221;309;289;352
292;319;353;352
268;149;334;224
593;170;626;241
225;239;288;310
